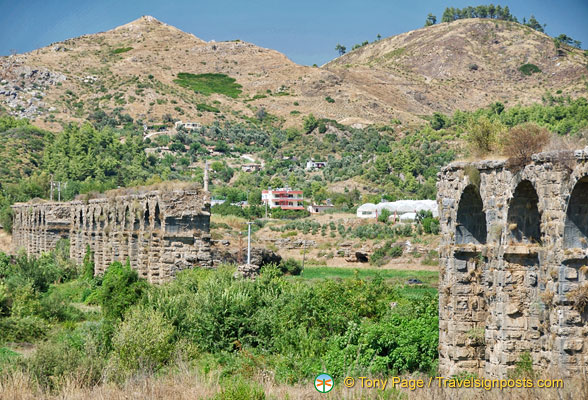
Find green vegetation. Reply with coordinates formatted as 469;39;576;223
1;96;586;238
294;265;437;284
197;103;220;113
518;63;541;76
554;34;582;49
370;242;404;266
0;250;438;392
441;5;517;23
174;73;242;98
111;47;133;54
0;116;50;184
424;13;437;27
335;43;346;56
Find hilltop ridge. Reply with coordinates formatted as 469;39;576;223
0;16;586;130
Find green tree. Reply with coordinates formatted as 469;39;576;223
525;15;544;32
335;43;346;56
424;13;437;26
303;114;319;133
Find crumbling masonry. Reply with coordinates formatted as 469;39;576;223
437;148;588;378
11;188;211;284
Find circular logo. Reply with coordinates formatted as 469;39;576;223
314;373;334;393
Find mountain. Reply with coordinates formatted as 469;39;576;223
325;18;587;116
0;16;586;130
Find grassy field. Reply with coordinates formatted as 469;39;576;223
174;72;243;98
290;265;438;298
295;265;437;282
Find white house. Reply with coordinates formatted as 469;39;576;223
262;188;304;210
175;121;202;131
306;160;327;171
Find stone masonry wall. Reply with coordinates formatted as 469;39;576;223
437;148;588;378
11;188;211;284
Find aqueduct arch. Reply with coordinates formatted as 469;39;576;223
507;180;542;244
564;176;588;249
437;148;588;378
456;185;487;244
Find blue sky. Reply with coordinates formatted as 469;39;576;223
1;0;586;65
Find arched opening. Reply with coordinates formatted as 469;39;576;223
154;203;161;230
456;185;487;244
124;206;130;229
144;205;150;228
507;180;541;244
564;177;588;249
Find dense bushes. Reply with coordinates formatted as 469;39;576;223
0;253;439;390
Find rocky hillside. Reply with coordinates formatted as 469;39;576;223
0;16;586;131
325;18;588;115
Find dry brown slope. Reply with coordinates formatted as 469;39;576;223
1;17;587;131
326;18;588;115
1;16;401;129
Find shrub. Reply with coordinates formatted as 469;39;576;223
466;116;505;156
212;378;265;400
325;96;335;103
324;294;438;376
378;208;391;223
468;63;478;71
279;258;302;276
0;316;49;343
91;261;148;320
430;112;449;130
503;123;550;170
518;63;541;76
303;114;318;133
197;103;220;113
370;242;403;266
109;306;175;377
111;47;132;54
566;283;588;312
25;327;106;389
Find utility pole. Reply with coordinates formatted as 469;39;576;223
301;238;307;272
238;234;243;264
246;221;254;264
57;181;61;202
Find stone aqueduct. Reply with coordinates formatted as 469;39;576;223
11;188;212;284
437;148;588;377
8;147;588;377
